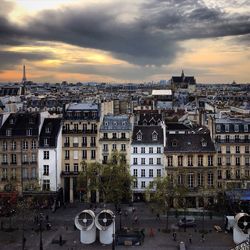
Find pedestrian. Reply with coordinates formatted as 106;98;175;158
173;231;177;241
156;213;160;221
201;233;205;242
124;210;128;217
189;233;192;244
134;215;138;224
149;228;155;237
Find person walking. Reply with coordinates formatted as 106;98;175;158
172;231;177;241
189;233;192;244
201;233;205;243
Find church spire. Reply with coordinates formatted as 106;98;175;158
181;69;185;78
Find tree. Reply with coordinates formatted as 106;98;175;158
77;151;134;204
147;176;174;231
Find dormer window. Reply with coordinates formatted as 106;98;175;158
225;124;229;132
44;138;49;146
234;125;239;132
201;139;207;147
152;131;158;141
122;121;127;126
244;125;248;132
216;125;221;132
9;119;14;125
143;119;147;126
6;129;12;136
113;122;117;126
27;129;32;136
105;122;109;126
29;118;34;124
172;140;178;147
137;130;142;141
45;127;51;133
149;118;156;125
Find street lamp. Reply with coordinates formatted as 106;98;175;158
112;214;116;250
39;213;43;250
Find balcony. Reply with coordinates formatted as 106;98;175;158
73;143;79;147
90;143;96;147
61;171;80;177
82;143;87;147
216;139;250;144
1;162;8;165
64;143;70;147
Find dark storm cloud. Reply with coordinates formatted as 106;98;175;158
0;50;52;71
0;0;249;66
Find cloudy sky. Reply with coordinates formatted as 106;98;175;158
0;0;249;83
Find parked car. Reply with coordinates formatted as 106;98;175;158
178;216;196;227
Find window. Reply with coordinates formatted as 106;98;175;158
73;137;79;147
73;124;78;131
208;156;213;166
141;147;145;153
152;132;158;141
187;174;194;188
141;158;145;165
236;157;240;166
217;146;221;153
157;158;161;165
103;144;108;152
26;128;32;136
177;156;183;166
43;165;49;175
121;144;126;151
236;146;240;153
216;125;221;132
235;135;239;142
149;158;153;165
11;154;16;164
31;153;36;163
73;151;78;160
11;168;16;179
91;137;96;147
22;141;28;150
31;168;36;179
133;158;138;165
226;170;231;179
149;169;153;178
218;157;222;166
201;140;207;147
103;133;108;139
22;154;28;163
177;174;183;185
6;129;12;136
226;135;230;142
65;164;70;172
112;144;117;151
244;124;248;132
12;141;16;150
44;138;49;146
133;147;137;154
216;135;221;142
226;156;231;166
141;181;145;188
91;150;96;159
2;154;8;164
133;169;138;177
245;146;249;153
226;146;230;153
2;141;7;151
43;180;50;191
217;170;222;179
234;124;239;132
22;168;28;179
207;173;213;187
121;133;126;139
225;124;229;132
167;156;173;167
65;150;70;160
31;140;36;149
2;168;7;179
245;157;249;166
157;147;161;153
103;155;108;164
198;155;203;166
74;163;78;172
43;151;49;160
112;133;117;139
137;132;142;141
157;169;161;177
188;155;193;166
236;169;240;179
141;169;145;177
149;147;153;153
133;181;138;188
82;137;87;147
197;173;203;187
45;127;51;133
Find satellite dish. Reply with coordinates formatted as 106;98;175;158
95;209;115;245
75;210;96;244
236;213;250;233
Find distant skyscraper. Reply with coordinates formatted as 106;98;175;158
22;65;27;83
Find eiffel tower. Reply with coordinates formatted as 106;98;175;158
22;65;27;83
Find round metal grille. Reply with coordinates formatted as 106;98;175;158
98;211;113;228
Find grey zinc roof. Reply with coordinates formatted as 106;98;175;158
100;115;132;131
165;133;215;153
67;102;98;110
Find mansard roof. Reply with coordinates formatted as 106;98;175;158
39;118;62;148
165;133;215;153
100;114;132;131
132;125;163;144
0;112;40;138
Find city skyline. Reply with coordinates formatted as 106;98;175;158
0;0;249;83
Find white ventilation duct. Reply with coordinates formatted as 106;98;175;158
75;209;96;244
233;213;250;244
95;209;115;245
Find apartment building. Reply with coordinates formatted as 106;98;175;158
99;114;132;164
61;103;100;203
0;113;40;194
